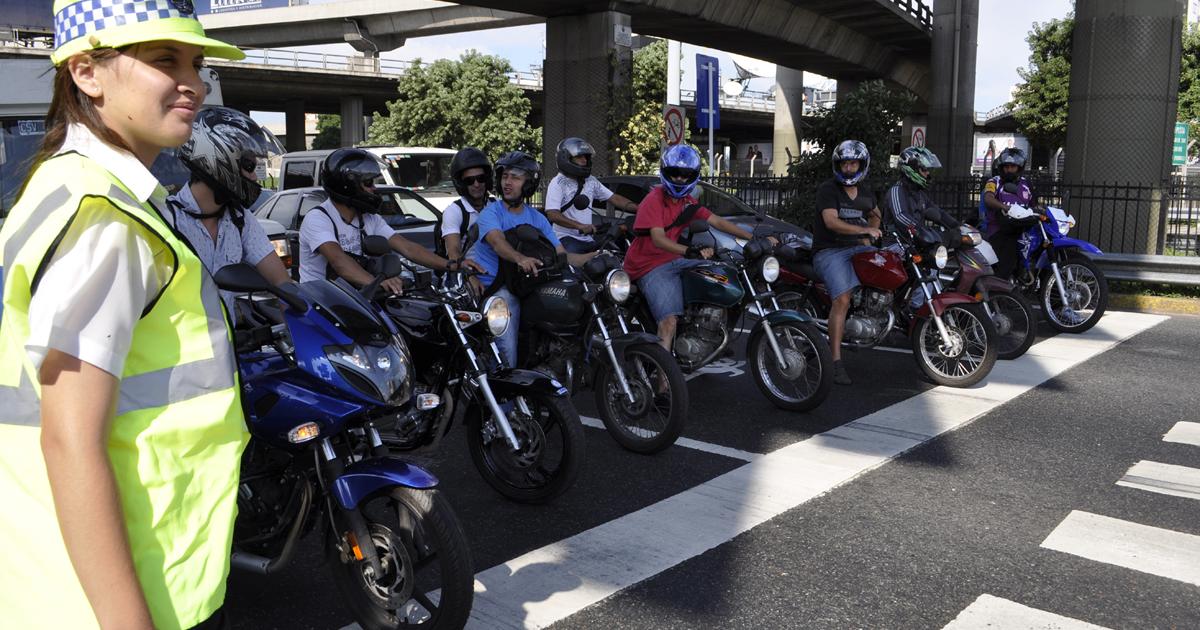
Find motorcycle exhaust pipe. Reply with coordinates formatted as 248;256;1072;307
231;482;311;575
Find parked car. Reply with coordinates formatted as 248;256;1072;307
278;146;459;203
253;185;442;278
596;175;811;246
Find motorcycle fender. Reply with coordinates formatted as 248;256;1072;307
610;331;662;358
915;292;977;319
758;309;816;328
332;456;439;511
487;367;570;398
1052;237;1103;256
974;276;1014;294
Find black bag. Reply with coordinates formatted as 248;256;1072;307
490;224;565;298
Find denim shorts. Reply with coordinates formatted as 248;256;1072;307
637;258;711;323
813;244;876;299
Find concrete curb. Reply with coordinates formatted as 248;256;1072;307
1111;293;1200;316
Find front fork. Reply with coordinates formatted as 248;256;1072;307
1042;224;1074;308
443;303;522;451
914;264;955;348
742;269;791;370
593;304;636;403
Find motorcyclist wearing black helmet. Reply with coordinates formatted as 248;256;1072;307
978;147;1036;279
165;107;292;313
439;146;495;260
298;147;478;293
545;137;640;254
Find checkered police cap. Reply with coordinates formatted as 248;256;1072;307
51;0;244;66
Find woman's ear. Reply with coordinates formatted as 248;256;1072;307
67;54;104;99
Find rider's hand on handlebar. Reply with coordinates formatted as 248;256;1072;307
580;224;597;235
381;276;406;296
699;247;714;260
517;255;543;275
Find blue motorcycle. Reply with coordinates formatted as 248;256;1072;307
215;261;473;630
1009;204;1109;333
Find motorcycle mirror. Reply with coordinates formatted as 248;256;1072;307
214;263;307;313
776;244;798;261
378;253;404;279
689;219;710;234
363;235;392;257
571;194;590;210
743;239;763;260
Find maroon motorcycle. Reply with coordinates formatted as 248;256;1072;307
777;223;998;388
943;226;1037;360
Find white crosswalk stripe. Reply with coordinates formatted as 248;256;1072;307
1040;510;1200;587
942;594;1111;630
1116;460;1200;501
1163;421;1200;447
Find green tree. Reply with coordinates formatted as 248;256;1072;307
1009;17;1073;154
1178;25;1200;158
311;114;341;150
779;80;915;228
367;52;540;159
615;39;668;175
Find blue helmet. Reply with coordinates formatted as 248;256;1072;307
659;145;702;199
831;139;870;186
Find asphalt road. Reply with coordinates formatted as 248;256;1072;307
224;310;1198;630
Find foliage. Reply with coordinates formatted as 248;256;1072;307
1179;25;1200;158
778;80;915;228
367;52;540;159
311;114;341;150
615;39;668;175
1010;17;1073;153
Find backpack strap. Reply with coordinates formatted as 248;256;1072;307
632;203;703;237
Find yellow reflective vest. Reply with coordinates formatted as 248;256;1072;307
0;152;248;630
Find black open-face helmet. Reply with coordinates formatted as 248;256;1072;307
450;147;493;197
996;147;1027;183
322;148;384;213
494;151;541;201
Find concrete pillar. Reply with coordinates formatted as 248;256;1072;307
543;11;633;178
1064;0;1184;254
927;0;979;178
340;95;365;147
284;99;306;152
835;78;860;107
772;66;804;175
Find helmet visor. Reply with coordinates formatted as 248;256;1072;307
662;166;699;181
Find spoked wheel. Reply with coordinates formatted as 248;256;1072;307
594;342;688;454
465;393;583;503
1041;256;1108;333
987;290;1037;360
327;488;473;630
910;303;998;388
747;321;833;411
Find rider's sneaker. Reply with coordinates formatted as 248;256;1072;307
833;360;852;386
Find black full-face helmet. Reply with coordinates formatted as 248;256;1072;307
995;147;1027;183
556;137;594;179
323;148;384;213
179;106;283;209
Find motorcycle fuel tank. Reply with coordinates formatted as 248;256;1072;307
852;249;908;292
681;263;744;308
523;278;585;324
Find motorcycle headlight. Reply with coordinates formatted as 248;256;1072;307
605;269;632;303
325;341;412;405
933;245;949;269
761;256;781;283
483;296;510;337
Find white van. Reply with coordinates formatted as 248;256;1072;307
278;146;459;202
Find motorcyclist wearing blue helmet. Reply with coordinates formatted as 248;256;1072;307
812;140;883;386
624;145;758;353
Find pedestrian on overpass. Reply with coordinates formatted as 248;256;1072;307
545;137;640;254
164;106;293;315
0;3;250;629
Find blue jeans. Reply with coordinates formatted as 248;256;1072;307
813;244;876;300
636;258;711;323
492;286;521;368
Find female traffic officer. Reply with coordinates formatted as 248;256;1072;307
0;3;248;629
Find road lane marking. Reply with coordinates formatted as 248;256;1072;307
579;415;761;462
1164;421;1200;447
942;594;1111;630
1041;510;1200;587
1117;460;1200;501
467;312;1167;629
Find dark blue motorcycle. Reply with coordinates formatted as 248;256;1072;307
215;262;473;630
1008;204;1109;333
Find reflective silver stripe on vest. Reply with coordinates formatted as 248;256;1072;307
0;369;43;427
2;186;71;273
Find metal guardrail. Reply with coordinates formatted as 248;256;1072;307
1092;253;1200;286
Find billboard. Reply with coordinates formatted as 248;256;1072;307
973;133;1031;169
194;0;294;14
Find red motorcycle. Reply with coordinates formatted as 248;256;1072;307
777;223;998;388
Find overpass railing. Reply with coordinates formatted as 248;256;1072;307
890;0;933;29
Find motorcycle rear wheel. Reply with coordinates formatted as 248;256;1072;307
910;303;998;388
594;342;688;454
988;290;1037;360
465;393;583;503
748;321;833;411
327;487;474;630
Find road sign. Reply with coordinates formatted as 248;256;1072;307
1173;122;1189;166
695;54;720;130
911;126;926;148
663;105;686;145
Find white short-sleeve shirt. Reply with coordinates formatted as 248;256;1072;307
298;200;396;282
546;173;614;242
440;195;492;238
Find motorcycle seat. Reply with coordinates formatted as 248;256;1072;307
786;260;820;283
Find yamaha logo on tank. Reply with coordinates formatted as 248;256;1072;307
539;286;568;298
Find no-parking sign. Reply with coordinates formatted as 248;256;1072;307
663;105;686;145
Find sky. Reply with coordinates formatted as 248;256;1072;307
250;0;1074;125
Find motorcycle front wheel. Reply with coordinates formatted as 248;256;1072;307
465;393;583;503
327;487;474;630
910;303;998;388
1041;256;1108;334
594;342;688;455
987;290;1037;360
747;321;833;411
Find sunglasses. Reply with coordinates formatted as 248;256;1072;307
238;156;258;173
460;174;489;186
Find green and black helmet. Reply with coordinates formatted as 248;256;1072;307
898;146;943;189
